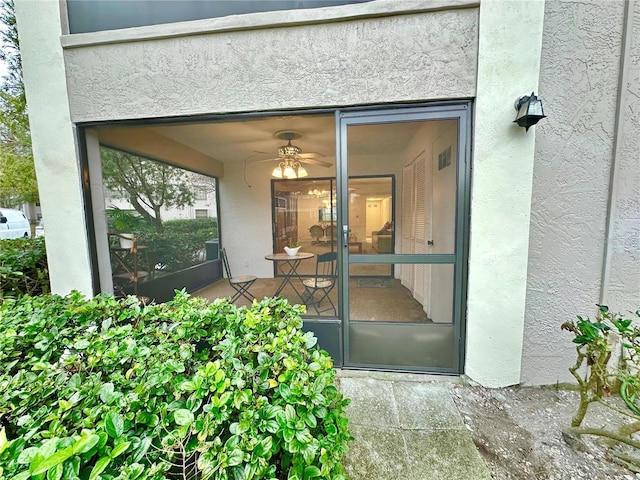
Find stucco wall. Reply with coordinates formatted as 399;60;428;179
522;0;626;385
62;8;478;122
15;0;94;296
465;0;545;387
606;0;640;311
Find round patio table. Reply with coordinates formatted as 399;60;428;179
265;252;314;301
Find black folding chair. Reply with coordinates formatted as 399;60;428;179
221;248;256;303
301;251;337;315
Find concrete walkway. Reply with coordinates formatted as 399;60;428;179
337;370;491;480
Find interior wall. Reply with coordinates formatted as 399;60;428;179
349;194;367;243
220;156;335;278
401;120;457;322
347;152;404;240
366;200;383;240
298;196;326;243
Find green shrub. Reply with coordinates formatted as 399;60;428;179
0;237;49;301
561;305;640;469
159;218;218;234
138;218;218;272
0;292;352;480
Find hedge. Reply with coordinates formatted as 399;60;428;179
0;292;352;480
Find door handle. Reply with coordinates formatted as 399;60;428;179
427;240;434;245
343;225;349;248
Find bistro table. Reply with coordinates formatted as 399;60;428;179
265;252;315;302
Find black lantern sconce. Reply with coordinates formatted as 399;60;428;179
514;92;546;131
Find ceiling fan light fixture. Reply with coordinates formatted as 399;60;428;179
272;157;308;179
283;164;295;178
262;131;325;179
278;140;302;157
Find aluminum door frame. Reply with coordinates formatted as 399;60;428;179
335;102;472;373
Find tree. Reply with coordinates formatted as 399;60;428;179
101;148;195;233
0;0;37;206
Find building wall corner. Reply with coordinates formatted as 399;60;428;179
15;0;94;296
465;0;545;387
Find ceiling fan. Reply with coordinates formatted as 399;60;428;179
245;130;332;179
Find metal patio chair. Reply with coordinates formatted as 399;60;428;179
221;248;256;303
301;251;337;315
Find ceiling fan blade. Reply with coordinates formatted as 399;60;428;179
245;156;279;166
298;152;325;159
300;157;333;168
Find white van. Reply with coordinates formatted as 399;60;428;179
0;208;31;239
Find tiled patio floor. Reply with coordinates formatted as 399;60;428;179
337;370;491;480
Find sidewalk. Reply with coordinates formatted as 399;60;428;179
337;370;491;480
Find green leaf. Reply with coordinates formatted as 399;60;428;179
303;465;321;478
11;472;31;480
0;427;10;455
131;437;152;463
253;436;272;457
17;447;39;465
295;430;313;444
285;404;296;422
128;463;145;479
283;428;295;443
227;449;244;467
174;409;194;426
73;434;100;454
301;445;316;466
89;456;111;480
62;456;80;479
105;411;124;438
257;352;269;365
31;446;74;475
110;441;131;458
73;339;90;350
135;411;158;427
99;383;116;404
46;463;63;480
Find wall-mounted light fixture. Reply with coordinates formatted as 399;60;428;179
514;92;546;131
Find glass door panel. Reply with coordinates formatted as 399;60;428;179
271;177;338;317
340;106;469;373
349;263;454;323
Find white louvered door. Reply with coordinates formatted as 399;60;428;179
401;163;414;289
412;152;426;304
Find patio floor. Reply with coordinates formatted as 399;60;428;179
195;277;430;323
337;370;491;480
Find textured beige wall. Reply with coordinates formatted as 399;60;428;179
522;0;627;385
465;0;545;387
15;0;94;296
605;0;640;311
62;8;478;122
